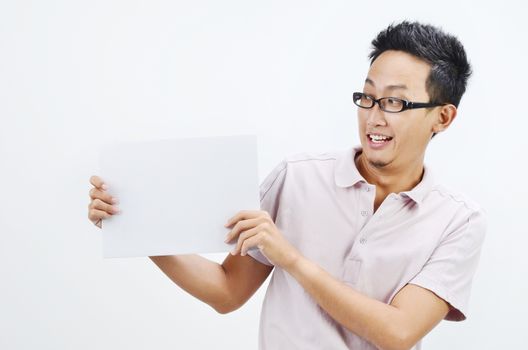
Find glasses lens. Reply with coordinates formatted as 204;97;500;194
380;97;404;112
353;93;373;108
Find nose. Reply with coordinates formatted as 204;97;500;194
365;102;388;127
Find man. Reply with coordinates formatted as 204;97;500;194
88;20;486;350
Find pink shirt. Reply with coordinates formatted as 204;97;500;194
248;146;487;350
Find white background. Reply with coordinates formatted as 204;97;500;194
1;0;526;349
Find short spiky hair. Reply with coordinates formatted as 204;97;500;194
369;21;472;108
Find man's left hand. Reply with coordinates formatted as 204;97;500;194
224;210;301;269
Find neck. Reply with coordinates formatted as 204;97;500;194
355;151;424;195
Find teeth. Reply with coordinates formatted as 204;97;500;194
369;134;391;142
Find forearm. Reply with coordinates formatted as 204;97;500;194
149;255;231;313
286;256;410;350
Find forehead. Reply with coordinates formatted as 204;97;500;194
365;50;431;95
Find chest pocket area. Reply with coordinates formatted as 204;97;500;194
342;258;362;286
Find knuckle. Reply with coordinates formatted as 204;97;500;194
88;209;98;221
106;203;115;213
94;198;108;209
92;176;101;187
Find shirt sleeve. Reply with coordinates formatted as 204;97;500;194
247;159;288;266
408;209;487;321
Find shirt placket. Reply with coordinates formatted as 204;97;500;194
356;190;403;246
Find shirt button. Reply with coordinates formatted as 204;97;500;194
361;210;368;217
359;237;367;244
366;187;371;192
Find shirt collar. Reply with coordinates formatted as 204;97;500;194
334;145;435;206
334;145;366;188
400;165;435;205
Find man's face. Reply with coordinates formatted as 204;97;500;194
358;50;438;170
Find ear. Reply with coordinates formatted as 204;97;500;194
432;104;457;134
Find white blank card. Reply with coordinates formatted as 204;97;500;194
98;135;260;258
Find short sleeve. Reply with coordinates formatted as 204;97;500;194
408;209;487;321
247;159;288;266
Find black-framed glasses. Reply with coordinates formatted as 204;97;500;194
352;92;447;113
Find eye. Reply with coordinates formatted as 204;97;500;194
361;94;372;102
353;92;375;108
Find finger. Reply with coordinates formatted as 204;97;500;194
225;217;261;243
89;198;120;215
231;225;262;255
224;210;266;228
89;175;108;190
89;187;118;204
88;208;113;224
240;234;262;256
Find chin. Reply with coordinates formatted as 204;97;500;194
367;157;391;168
369;160;390;169
360;138;395;168
362;148;393;168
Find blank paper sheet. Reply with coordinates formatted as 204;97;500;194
98;134;260;258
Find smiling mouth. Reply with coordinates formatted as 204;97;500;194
367;134;393;144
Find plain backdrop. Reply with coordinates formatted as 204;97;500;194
1;0;526;349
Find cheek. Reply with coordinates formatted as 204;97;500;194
395;120;429;148
357;113;367;130
390;121;414;147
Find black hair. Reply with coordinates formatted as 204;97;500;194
369;21;472;109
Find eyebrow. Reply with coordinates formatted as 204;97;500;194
365;78;408;91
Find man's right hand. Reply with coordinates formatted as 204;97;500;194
88;175;121;228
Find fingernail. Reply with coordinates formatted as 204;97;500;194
102;184;108;190
111;197;119;204
224;236;230;243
